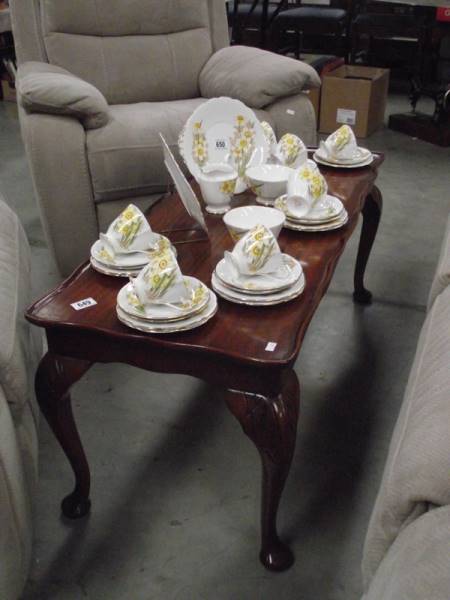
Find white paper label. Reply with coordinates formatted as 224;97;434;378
71;297;97;311
336;108;356;126
286;109;296;116
214;138;228;151
265;342;277;352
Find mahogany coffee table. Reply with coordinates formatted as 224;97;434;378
26;152;383;572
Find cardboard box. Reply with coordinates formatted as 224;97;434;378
306;87;320;124
319;65;390;138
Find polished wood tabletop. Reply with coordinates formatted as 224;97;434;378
28;154;383;394
26;151;384;572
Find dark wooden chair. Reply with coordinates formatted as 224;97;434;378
228;0;288;47
273;1;353;61
350;1;427;70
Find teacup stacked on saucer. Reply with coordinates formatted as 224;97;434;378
313;125;373;168
212;224;305;306
275;161;348;232
116;246;217;333
90;204;174;277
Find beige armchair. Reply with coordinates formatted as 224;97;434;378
11;0;319;276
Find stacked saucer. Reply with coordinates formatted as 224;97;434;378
116;246;217;333
90;204;174;277
313;125;373;168
275;162;348;232
212;225;305;306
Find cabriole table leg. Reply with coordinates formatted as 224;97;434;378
35;353;92;519
226;371;300;571
354;185;383;305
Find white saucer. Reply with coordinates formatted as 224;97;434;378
90;257;142;277
91;236;176;270
117;277;210;321
91;240;149;269
212;271;305;306
315;146;372;164
116;292;218;334
216;254;302;294
284;210;349;232
275;195;344;224
313;151;373;169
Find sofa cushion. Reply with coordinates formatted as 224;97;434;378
364;506;450;600
427;212;450;310
0;198;35;417
199;45;321;109
40;0;215;104
17;61;109;130
362;285;450;588
86;99;275;203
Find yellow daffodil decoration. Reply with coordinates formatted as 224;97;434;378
220;179;237;195
114;204;143;249
308;173;327;200
280;134;302;166
179;281;208;311
143;250;178;299
332;125;352;151
244;225;274;272
192;121;208;168
230;115;256;178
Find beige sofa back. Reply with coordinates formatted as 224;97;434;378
11;0;229;104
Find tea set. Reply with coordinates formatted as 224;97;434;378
90;99;374;333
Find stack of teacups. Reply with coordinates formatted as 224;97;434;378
212;224;305;306
313;125;373;168
116;246;217;333
275;161;348;232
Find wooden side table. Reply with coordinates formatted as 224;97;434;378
26;153;384;571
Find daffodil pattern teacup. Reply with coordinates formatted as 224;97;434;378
100;204;160;256
131;248;186;306
227;224;285;276
320;125;359;161
275;134;307;168
286;165;328;219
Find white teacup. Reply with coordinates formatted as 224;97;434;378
102;203;160;255
286;166;328;218
227;224;285;276
131;248;186;306
320;125;359;161
274;134;308;169
287;160;319;200
198;164;238;215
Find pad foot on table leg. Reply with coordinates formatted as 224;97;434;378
260;540;295;572
353;288;373;305
61;491;91;519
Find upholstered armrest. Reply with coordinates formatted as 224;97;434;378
16;61;109;130
199;46;321;109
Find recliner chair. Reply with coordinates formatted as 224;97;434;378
11;0;319;276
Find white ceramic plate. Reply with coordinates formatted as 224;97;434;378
284;210;349;232
212;271;305;306
90;257;142;278
215;254;302;294
117;277;210;321
179;97;269;182
315;146;372;164
116;292;218;334
313;152;374;169
275;194;344;224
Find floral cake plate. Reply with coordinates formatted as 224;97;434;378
179;97;269;193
